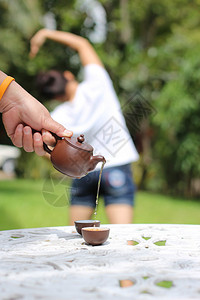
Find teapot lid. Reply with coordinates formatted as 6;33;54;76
64;134;93;152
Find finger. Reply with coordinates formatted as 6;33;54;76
23;126;34;152
29;45;39;58
12;124;23;148
42;129;56;146
43;117;73;138
29;52;35;59
29;48;37;58
33;132;46;156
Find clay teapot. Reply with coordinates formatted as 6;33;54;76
44;134;106;178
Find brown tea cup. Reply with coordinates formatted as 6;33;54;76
74;220;100;235
81;227;110;245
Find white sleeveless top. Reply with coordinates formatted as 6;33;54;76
51;64;139;169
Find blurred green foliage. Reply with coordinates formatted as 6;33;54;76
0;0;200;197
16;150;52;179
1;179;200;230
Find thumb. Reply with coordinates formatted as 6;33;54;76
43;117;73;138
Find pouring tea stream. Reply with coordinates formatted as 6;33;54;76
40;131;106;218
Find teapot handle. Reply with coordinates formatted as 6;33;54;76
43;143;53;155
32;130;62;154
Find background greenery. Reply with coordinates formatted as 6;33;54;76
1;179;200;230
0;0;200;199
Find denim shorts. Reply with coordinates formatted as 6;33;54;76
70;164;135;208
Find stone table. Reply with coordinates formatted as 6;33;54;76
0;224;200;300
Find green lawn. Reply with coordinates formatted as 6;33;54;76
0;179;199;231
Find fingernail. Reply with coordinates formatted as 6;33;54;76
24;127;31;134
17;124;23;132
42;129;48;136
34;133;41;141
62;130;73;137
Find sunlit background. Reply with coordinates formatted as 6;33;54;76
0;0;200;230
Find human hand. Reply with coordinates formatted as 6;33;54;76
0;79;72;156
29;29;48;58
11;125;56;156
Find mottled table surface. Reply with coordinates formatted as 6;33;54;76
0;224;200;300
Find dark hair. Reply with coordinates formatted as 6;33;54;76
36;70;68;99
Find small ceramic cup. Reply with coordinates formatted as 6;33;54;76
81;227;110;245
74;220;100;235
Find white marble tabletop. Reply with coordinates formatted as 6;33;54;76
0;224;200;300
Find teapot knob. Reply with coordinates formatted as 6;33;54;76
77;134;85;143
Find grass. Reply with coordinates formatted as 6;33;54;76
134;191;200;224
0;179;200;231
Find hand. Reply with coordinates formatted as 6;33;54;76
1;79;73;156
12;125;56;156
29;29;103;67
29;29;48;58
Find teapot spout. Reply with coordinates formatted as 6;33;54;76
88;155;106;172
